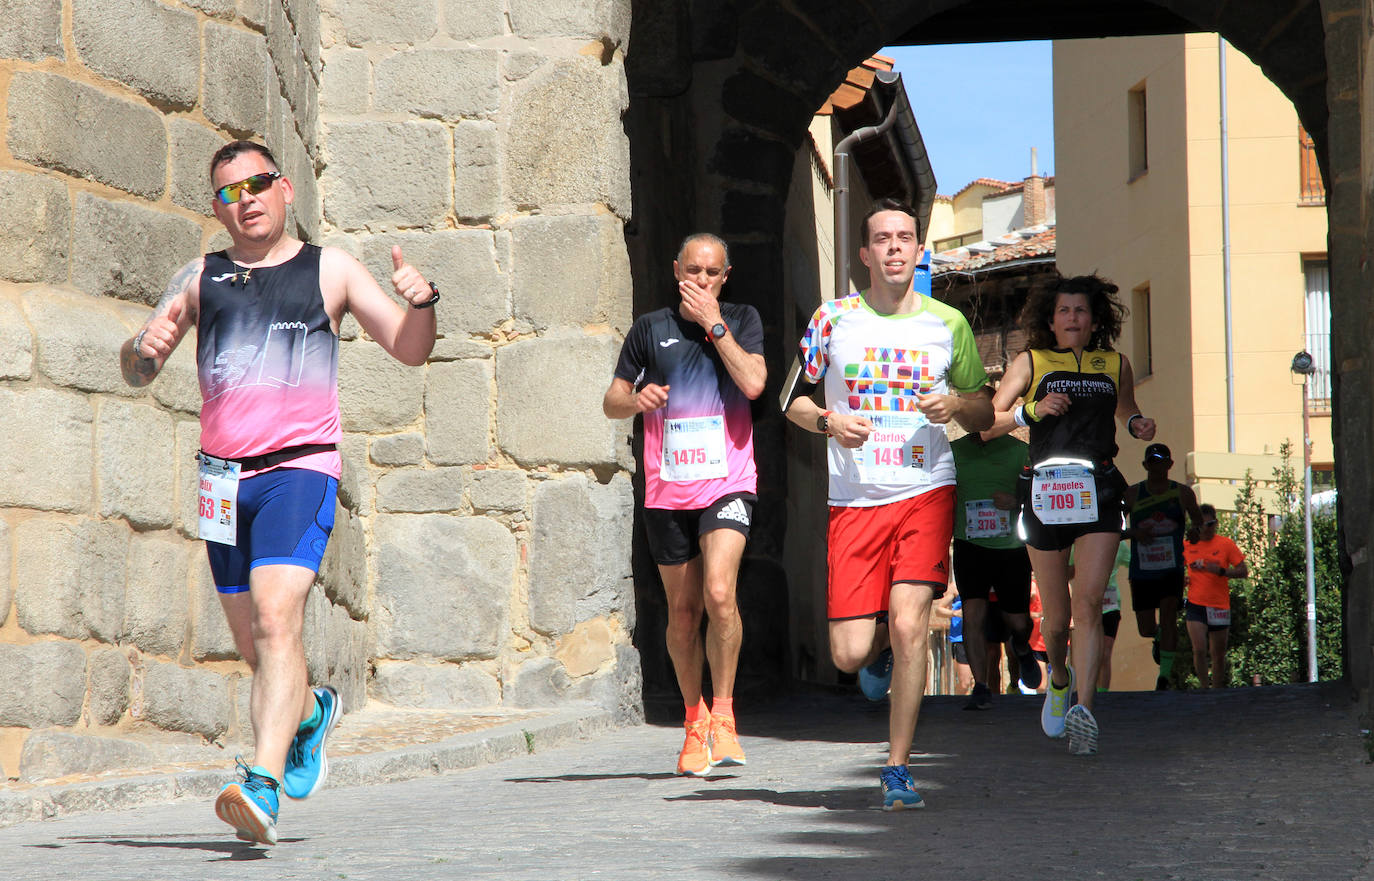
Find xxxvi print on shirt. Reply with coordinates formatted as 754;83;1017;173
843;346;938;412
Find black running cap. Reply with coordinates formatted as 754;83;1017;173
1144;443;1171;461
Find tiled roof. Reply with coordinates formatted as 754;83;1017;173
930;224;1056;275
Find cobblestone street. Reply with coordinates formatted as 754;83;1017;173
0;683;1368;880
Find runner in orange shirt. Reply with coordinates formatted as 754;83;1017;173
1182;505;1248;689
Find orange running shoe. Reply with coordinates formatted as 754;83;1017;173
708;714;746;767
676;718;712;776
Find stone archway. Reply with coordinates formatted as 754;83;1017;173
624;0;1372;722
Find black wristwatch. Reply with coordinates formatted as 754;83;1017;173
710;322;727;341
816;411;830;435
411;282;441;309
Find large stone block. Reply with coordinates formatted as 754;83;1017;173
7;71;167;199
370;660;500;708
141;660;230;739
176;420;203;539
25;286;141;396
71;192;203;306
0;518;10;627
303;588;368;711
72;0;200;108
359;230;509;337
569;642;642;725
528;473;633;636
202;21;270;135
169;118;227;216
184;0;236;17
320;46;370;114
0;642;87;728
97;399;177;528
424;359;492;465
19;732;152;783
0;169;69;285
87;646;132;726
507;656;570;708
190;554;238;660
238;0;266;28
454;120;500;221
0;388;93;513
0;295;33;380
468;468;526;512
339;340;426;431
507;0;631;44
339;0;438;45
0;0;63;60
554;617;615;677
124;534;189;658
370;432;425;466
373;48;499;120
319;502;368;618
495;332;622;466
510;213;630;331
505;56;630;215
14;518;129;642
440;0;504;41
373;514;514;659
376;467;465;512
322;121;451;230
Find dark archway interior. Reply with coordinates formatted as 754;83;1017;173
623;0;1346;711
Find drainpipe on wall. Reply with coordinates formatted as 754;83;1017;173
1219;35;1237;452
832;70;937;300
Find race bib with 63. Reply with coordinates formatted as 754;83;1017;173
197;453;240;546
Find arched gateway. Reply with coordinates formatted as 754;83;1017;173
624;0;1373;723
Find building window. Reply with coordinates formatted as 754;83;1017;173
1132;283;1152;379
1128;83;1148;181
1299;125;1325;206
1304;258;1331;410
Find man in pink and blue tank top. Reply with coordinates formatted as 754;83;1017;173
120;141;438;846
603;234;766;777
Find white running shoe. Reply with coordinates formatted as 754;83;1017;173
1040;665;1075;738
1065;704;1099;756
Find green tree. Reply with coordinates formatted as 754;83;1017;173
1222;442;1343;685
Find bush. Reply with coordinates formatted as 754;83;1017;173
1216;442;1343;686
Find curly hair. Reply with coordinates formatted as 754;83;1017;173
1018;273;1129;351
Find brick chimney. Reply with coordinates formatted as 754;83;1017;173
1023;174;1045;227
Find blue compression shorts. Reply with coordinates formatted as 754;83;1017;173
207;467;338;594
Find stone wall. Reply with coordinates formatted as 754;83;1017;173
0;0;641;781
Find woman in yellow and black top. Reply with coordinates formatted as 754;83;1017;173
988;274;1156;757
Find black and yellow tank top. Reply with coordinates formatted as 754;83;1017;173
1026;347;1121;464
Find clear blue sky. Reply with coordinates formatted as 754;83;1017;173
880;42;1054;196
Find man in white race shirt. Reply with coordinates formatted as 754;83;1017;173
785;198;993;810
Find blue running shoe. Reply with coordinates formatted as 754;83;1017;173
879;764;925;811
215;758;279;845
1041;665;1076;738
858;648;894;701
284;685;341;800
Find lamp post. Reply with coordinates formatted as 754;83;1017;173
1290;351;1319;682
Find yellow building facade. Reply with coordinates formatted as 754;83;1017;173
1054;34;1331;510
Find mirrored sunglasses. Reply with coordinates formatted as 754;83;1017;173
215;171;280;204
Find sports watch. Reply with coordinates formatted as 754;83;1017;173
710;322;727;341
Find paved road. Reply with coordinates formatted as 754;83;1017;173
1;684;1369;880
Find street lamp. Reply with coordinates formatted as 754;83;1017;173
1290;350;1318;682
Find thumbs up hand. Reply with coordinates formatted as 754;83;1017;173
391;246;435;307
136;298;188;360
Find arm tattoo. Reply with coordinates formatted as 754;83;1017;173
120;257;203;387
